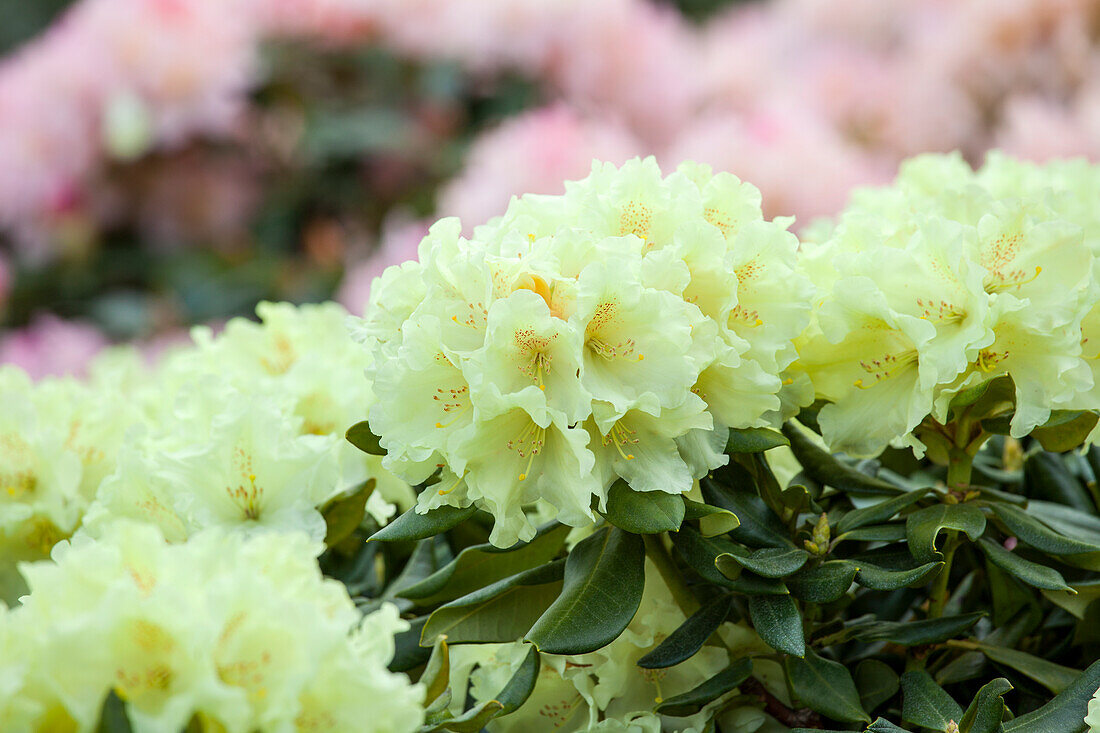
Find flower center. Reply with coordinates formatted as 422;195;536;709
602;421;637;461
433;384;470;428
508;420;546;481
853;349;919;389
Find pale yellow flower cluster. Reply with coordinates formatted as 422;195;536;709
356;157;813;545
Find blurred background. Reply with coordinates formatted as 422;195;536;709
1;0;1098;377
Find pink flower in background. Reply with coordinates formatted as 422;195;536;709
337;217;427;316
0;314;109;379
666;103;891;225
437;105;643;228
997;89;1100;161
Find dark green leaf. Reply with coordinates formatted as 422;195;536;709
786;649;870;723
854;613;983;646
959;677;1011;733
683;499;740;537
990;503;1100;556
748;594;804;657
701;477;794;548
421;561;565;645
527;527;645;654
788;560;859;603
638;594;732;669
837;488;932;534
95;690;132;733
495;645;541;715
905;504;987;564
1043;580;1100;619
717;546;809;579
1027;500;1100;546
977;537;1072;591
1002;658;1100;732
835;524;909;545
672;526;741;584
421;700;505;732
971;642;1081;694
655;658;753;717
855;560;944;591
865;720;914;733
346;420;385;455
900;670;963;731
602;481;685;534
400;523;569;604
1025;452;1094;513
322;479;375;546
371;505;478;542
856;659;899;714
420;636;450;706
726;427;789;453
386;538;451;599
782;422;903;495
1031;410;1099;452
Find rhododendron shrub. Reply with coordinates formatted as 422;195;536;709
7;155;1100;732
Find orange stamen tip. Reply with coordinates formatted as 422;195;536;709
626;454;635;460
638;354;645;361
435;422;444;428
518;473;527;481
539;385;545;391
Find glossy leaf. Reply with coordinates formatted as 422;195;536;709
835;524;909;545
655;657;753;716
958;677;1011;733
322;479;376;546
672;526;742;585
855;659;899;714
748;594;804;657
787;560;859;603
786;649;870;723
1024;452;1094;513
420;636;450;706
782;422;902;495
527;527;645;654
717;546;809;578
421;561;565;645
345;420;385;455
683;499;741;537
837;488;931;534
371;505;478;542
400;523;569;604
977;537;1072;591
602;480;685;534
1002;658;1100;732
496;645;541;715
853;612;983;646
637;594;732;669
900;670;963;731
990;503;1100;556
971;642;1081;694
421;700;504;732
726;427;789;453
905;503;986;564
855;560;943;591
701;477;794;548
1030;410;1099;453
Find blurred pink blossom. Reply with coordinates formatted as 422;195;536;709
337;217;427;316
438;105;643;228
666;104;892;225
0;314;109;379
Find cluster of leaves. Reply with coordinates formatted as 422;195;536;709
333;398;1100;732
